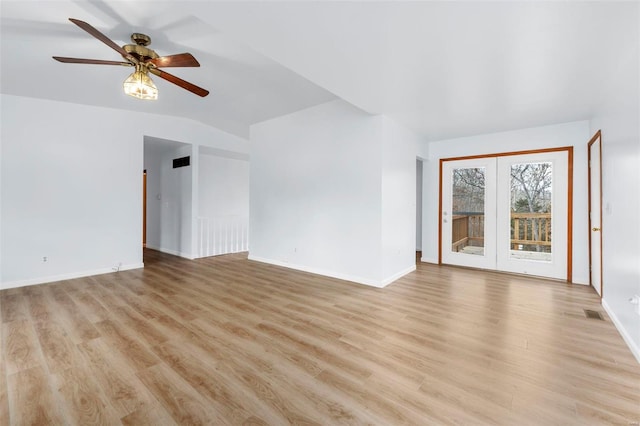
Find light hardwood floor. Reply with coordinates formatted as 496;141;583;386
1;249;639;425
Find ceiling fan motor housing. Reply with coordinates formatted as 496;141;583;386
123;33;158;62
131;33;151;46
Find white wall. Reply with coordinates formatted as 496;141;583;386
168;145;193;258
198;150;250;218
1;96;143;286
250;100;421;287
590;2;640;361
144;146;163;252
0;94;248;288
197;148;250;257
422;121;591;284
250;100;385;285
0;98;2;283
381;116;421;282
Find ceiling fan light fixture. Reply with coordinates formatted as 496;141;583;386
54;19;208;98
123;65;158;100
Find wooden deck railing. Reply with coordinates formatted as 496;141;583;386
452;214;484;252
451;212;551;252
510;212;551;249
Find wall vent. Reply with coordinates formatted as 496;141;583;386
173;156;190;168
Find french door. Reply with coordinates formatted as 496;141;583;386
441;157;497;270
441;149;571;280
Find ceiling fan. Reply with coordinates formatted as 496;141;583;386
53;18;209;100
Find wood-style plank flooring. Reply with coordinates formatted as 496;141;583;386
1;249;639;425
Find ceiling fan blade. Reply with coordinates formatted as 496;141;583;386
68;18;135;62
149;68;209;97
148;53;200;68
53;56;132;66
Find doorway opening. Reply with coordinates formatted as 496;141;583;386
143;137;193;261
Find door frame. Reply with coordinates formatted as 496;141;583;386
587;130;603;297
438;146;574;282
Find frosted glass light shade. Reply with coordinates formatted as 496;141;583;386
123;70;158;100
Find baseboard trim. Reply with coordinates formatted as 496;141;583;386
380;265;416;287
571;275;589;285
248;255;380;287
602;299;640;364
248;255;415;288
420;256;439;264
1;262;145;290
145;245;194;260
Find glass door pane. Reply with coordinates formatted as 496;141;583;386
451;167;485;256
442;152;568;280
496;151;568;280
509;162;553;261
441;157;496;271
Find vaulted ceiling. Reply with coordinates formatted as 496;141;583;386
1;1;637;141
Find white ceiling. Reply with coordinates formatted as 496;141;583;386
1;1;637;141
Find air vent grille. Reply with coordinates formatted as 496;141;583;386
584;309;604;320
173;156;190;168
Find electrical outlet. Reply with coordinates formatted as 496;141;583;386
42;256;48;262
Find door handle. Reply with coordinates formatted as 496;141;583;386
592;227;601;231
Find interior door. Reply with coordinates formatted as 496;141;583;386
442;158;497;270
143;170;147;248
496;151;569;280
588;132;603;296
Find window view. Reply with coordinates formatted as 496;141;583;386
451;167;485;256
509;162;552;261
